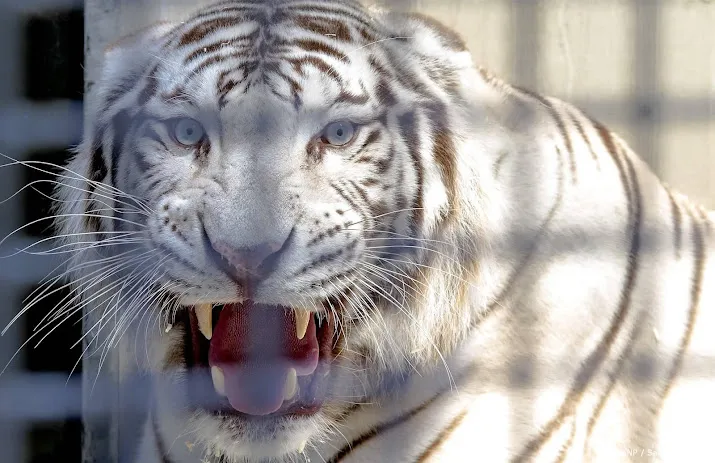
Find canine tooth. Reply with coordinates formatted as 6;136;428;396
211;366;226;396
297;440;306;454
295;309;310;340
283;368;298;400
196;303;213;340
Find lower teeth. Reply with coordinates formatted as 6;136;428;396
283;368;298;401
209;366;300;407
211;366;226;397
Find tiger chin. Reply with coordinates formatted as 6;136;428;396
55;1;715;462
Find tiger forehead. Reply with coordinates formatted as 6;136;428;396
171;1;380;60
157;1;383;108
177;1;379;46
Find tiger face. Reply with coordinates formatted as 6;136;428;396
61;2;488;460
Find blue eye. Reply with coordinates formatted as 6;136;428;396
323;121;356;146
173;118;205;146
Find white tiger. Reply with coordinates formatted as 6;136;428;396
48;0;715;462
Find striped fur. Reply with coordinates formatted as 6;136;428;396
54;1;715;462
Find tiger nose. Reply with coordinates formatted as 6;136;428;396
210;240;285;273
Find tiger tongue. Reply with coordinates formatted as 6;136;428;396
208;301;319;415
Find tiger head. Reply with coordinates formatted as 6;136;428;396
57;1;501;460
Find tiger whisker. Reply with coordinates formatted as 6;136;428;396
0;254;150;376
343;206;429;228
85;254;168;353
363;252;472;287
0;213;147;252
67;252;163;351
0;155;152;213
1;154;149;202
359;257;429;292
34;252;161;348
350;274;420;375
5;179;151;218
1;248;153;338
362;244;465;269
27;183;150;217
32;249;153;328
352;273;456;389
4;231;143;257
345;36;415;59
106;259;169;352
23;237;148;257
89;258;170;390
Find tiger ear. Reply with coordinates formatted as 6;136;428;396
380;12;473;69
98;22;174;84
84;22;174;132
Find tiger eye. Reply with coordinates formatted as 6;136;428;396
322;121;356;146
173;118;205;147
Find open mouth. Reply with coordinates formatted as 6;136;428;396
182;301;338;418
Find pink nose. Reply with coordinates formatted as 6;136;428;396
211;241;284;272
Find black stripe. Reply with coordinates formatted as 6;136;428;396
289;56;342;84
346;179;374;216
289;6;380;33
583;315;645;450
355;129;382;158
143;125;168;152
547;106;576;184
376;78;398;106
666;187;683;258
330;181;363;221
485;144;567;321
102;74;143;115
513;87;577;184
89;142;109;186
658;205;706;403
414;409;469;462
137;65;160;105
554;420;577;463
85;136;110;233
152;411;175;463
169;5;255;37
109;110;132;187
424;103;458;222
185;32;258;64
144;174;164;195
340;179;370;221
327;394;442;462
493;150;509;178
295;239;359;275
178;15;245;47
335;89;370;107
190;52;256;85
567;107;599;168
293;15;353;42
595;123;632;216
375;143;394;175
397;110;424;231
294;38;350;62
514;132;643;461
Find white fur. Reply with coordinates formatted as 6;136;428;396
54;3;715;462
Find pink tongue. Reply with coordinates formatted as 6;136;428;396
208;302;319;415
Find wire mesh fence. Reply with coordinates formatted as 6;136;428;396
0;0;713;462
